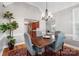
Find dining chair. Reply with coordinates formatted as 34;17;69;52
0;37;6;56
0;48;3;56
24;33;44;56
47;31;65;55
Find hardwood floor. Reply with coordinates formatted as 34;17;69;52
2;44;26;56
2;43;79;56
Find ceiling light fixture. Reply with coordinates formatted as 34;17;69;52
41;2;53;21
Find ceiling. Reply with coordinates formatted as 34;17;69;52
28;2;79;13
1;2;79;13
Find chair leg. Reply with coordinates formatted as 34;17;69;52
60;42;64;56
62;42;64;51
60;43;64;56
60;49;62;56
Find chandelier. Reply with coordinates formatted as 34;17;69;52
41;2;53;21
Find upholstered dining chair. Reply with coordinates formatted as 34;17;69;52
47;31;65;55
0;48;3;56
0;37;5;56
24;33;44;56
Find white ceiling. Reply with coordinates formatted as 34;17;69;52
1;2;79;13
28;2;79;13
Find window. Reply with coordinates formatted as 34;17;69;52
73;7;79;41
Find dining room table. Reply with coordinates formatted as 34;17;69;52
29;31;56;55
31;35;55;48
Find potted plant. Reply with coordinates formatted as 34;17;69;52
0;11;18;50
7;35;15;50
7;21;18;50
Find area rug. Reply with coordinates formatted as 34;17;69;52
8;46;79;56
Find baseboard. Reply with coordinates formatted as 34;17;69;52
64;43;79;50
15;42;25;46
65;34;73;37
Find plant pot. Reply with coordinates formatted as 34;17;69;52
8;43;14;50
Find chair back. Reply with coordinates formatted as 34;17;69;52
54;31;65;51
24;33;35;55
0;48;3;56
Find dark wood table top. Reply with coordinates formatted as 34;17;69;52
31;37;54;48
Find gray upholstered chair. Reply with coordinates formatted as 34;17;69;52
0;37;5;56
0;48;3;56
24;33;43;56
48;31;65;55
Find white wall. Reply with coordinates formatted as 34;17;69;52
6;2;41;33
54;7;73;39
6;2;41;43
0;4;9;49
0;2;42;48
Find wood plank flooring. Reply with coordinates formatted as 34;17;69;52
2;44;26;56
